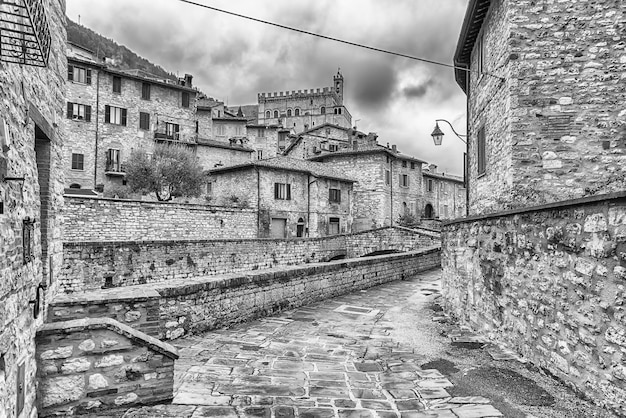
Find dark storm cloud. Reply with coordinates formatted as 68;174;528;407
351;63;398;110
403;79;434;100
210;37;251;65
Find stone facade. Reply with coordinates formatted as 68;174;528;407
0;1;67;417
208;157;355;238
60;226;439;293
246;124;280;160
53;247;441;341
456;0;626;215
196;140;254;171
62;196;257;242
422;165;466;220
36;317;178;416
442;193;626;415
65;46;197;193
283;124;360;159
257;72;352;133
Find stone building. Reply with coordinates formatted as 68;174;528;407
309;138;426;232
256;71;352;133
283;123;368;159
207;157;354;238
64;43;197;193
422;165;466;220
0;0;66;416
455;0;626;215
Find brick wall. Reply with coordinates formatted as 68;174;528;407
36;317;178;416
60;226;439;292
62;196;257;241
441;192;626;415
51;247;441;341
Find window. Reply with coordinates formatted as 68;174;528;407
265;110;271;119
402;161;407;168
329;188;341;203
329;144;339;152
273;110;279;118
274;183;291;200
477;127;486;175
329;217;340;235
257;150;263;160
66;102;91;121
182;92;190;108
258;128;265;137
325;128;331;135
112;76;121;93
67;65;91;84
106;148;121;172
206;181;213;196
427;179;434;192
321;106;326;115
385;170;390;185
400;174;409;187
141;83;151;100
410;162;415;169
139;112;150;130
166;122;180;139
215;125;225;136
105;105;127;125
410;202;416;215
294;108;300;116
444;205;449;218
71;153;84;170
235;126;243;136
287;109;292;117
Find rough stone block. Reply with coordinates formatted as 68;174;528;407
42;375;85;408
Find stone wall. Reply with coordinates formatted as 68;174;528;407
51;247;441;341
441;192;626;415
62;196;257;241
60;226;439;292
36;317;178;416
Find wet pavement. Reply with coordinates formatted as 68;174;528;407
124;269;615;418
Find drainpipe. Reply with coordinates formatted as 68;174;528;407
256;166;260;237
389;156;393;226
307;174;311;237
93;67;100;189
465;64;470;216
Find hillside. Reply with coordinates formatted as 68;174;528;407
66;18;177;80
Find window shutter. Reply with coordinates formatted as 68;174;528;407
337;190;341;203
67;65;74;81
85;105;92;122
86;69;92;84
121;109;127;126
105;105;110;123
274;183;279;199
286;184;291;200
175;124;180;133
66;102;72;118
329;188;332;201
106;149;112;169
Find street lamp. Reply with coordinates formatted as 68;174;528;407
430;119;466;145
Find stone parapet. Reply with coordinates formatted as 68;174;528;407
442;192;626;415
36;317;178;416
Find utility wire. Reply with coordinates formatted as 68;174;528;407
174;0;504;80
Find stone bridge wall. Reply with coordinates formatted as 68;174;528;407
441;192;626;415
60;226;439;292
62;196;258;241
36;318;178;417
51;247;441;341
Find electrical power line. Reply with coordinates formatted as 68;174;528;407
174;0;503;80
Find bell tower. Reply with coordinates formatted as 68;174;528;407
333;69;344;105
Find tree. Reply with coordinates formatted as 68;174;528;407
125;144;204;201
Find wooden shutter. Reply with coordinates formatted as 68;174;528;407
85;105;92;122
121;109;127;126
105;105;110;123
182;92;190;108
286;184;291;200
274;183;279;199
66;102;73;118
67;65;73;81
477;128;486;175
86;69;92;84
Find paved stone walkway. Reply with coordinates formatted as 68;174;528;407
125;269;503;418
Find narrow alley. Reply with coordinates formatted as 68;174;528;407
124;270;614;418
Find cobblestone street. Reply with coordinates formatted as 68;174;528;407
124;269;614;418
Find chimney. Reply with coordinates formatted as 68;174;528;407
386;142;390;149
184;73;193;87
429;164;438;173
392;144;397;153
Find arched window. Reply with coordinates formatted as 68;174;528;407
334;108;338;114
287;109;292;117
294;108;300;116
265;110;271;119
273;110;279;118
320;106;326;115
424;203;434;219
296;217;305;238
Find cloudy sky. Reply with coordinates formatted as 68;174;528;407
66;0;469;175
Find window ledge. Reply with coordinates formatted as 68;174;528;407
477;172;487;179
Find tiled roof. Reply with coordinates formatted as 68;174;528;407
422;170;465;184
309;146;427;164
197;138;254;152
208;156;356;182
454;0;491;91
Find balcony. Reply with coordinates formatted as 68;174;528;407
105;163;126;177
153;130;197;146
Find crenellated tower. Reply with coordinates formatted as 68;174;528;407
333;70;344;105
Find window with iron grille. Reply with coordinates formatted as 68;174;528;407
71;153;84;170
141;83;151;100
477;127;486;175
139;112;150;130
105;105;127;125
274;183;291;200
68;65;91;84
182;92;190;108
106;149;121;172
112;76;122;93
329;188;341;203
66;102;91;121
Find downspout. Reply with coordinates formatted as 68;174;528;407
389;155;393;226
465;64;470;216
93;67;100;188
307;174;311;237
256;166;260;237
